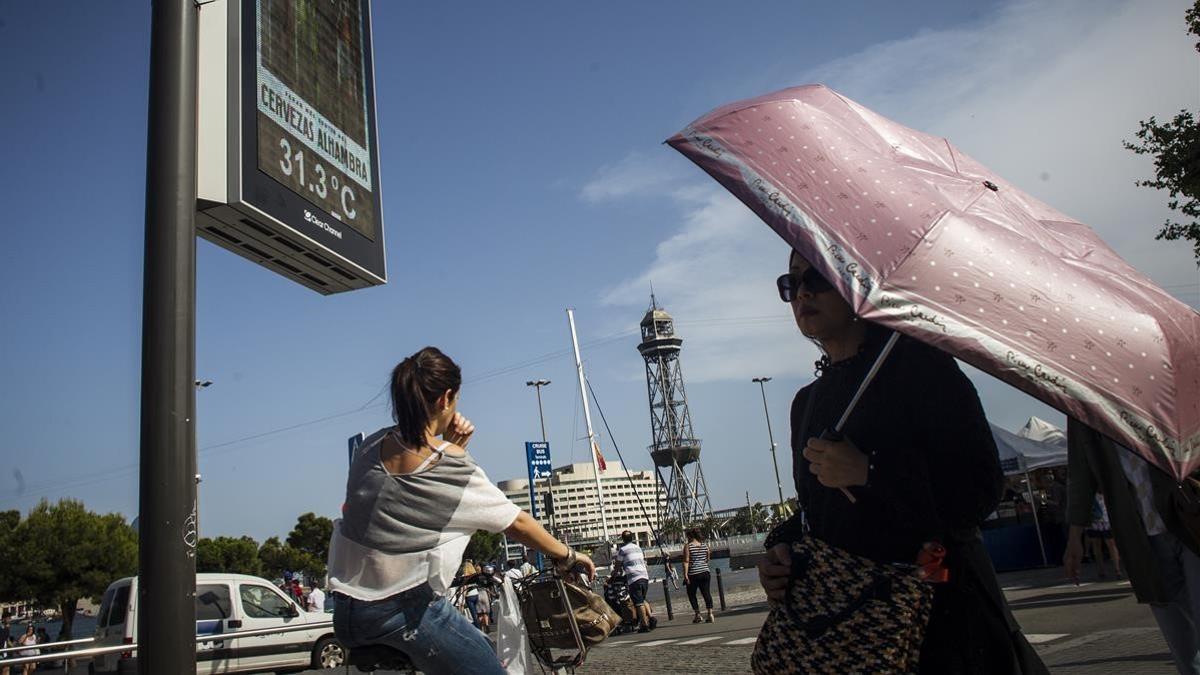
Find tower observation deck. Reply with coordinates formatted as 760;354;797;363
638;296;713;539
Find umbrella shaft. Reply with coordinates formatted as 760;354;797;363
835;332;902;432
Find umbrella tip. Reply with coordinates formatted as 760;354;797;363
983;180;999;192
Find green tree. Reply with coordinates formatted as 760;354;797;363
286;512;333;564
463;530;503;565
258;536;323;582
3;500;137;639
1124;0;1200;264
726;503;770;535
197;536;262;576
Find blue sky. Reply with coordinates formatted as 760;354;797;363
1;0;1196;543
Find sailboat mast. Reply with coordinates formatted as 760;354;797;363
566;308;611;545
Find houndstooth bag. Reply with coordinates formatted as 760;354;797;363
751;534;935;674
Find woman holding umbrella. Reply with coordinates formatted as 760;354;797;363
756;249;1046;673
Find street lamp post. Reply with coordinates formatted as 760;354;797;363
525;379;550;443
752;377;786;509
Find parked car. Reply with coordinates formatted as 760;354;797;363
90;573;342;674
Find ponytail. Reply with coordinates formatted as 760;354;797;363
389;346;462;447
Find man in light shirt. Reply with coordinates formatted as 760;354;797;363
504;559;525;582
615;530;656;633
307;584;326;612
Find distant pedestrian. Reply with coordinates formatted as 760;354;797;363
307;583;326;612
683;528;714;623
504;559;524;583
459;560;482;628
615;530;656;633
0;615;11;675
1085;494;1122;580
1064;419;1200;674
476;565;494;632
16;624;37;675
519;554;537;577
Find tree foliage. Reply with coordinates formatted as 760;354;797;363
463;529;504;565
258;535;324;582
1124;0;1200;265
0;500;137;639
724;502;771;535
286;512;333;564
197;536;263;576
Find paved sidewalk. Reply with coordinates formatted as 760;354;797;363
577;566;1179;674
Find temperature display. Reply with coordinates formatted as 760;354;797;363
254;0;376;240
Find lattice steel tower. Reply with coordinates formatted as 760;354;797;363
638;296;713;542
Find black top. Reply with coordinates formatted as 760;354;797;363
790;332;1003;565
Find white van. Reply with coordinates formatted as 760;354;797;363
91;573;342;674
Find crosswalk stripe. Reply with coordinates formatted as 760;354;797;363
635;639;679;647
1024;633;1068;644
726;637;759;645
676;636;723;645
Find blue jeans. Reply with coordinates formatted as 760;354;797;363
466;594;480;627
1149;532;1200;675
333;584;505;675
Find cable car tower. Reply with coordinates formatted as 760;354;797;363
638;295;713;541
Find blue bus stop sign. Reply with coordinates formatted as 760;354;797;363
525;442;551;518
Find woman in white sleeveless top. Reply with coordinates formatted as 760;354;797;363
328;347;594;674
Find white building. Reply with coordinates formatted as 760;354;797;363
498;461;664;549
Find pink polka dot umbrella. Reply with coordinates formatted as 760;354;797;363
667;84;1200;480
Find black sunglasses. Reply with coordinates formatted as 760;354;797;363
777;267;835;302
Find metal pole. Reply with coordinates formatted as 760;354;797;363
526;380;549;443
526;379;551;568
662;578;674;621
1025;470;1048;567
715;567;727;611
753;378;786;509
139;1;199;673
567;309;610;544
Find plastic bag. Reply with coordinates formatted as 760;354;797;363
496;577;531;675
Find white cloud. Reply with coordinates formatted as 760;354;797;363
599;186;820;382
594;0;1197;392
580;151;691;202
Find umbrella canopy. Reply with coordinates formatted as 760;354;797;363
667;84;1200;480
993;419;1067;476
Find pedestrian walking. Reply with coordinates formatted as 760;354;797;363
475;582;493;633
503;559;524;583
16;625;37;675
756;249;1046;674
459;560;482;628
0;615;11;675
1063;418;1200;674
307;583;326;612
327;347;594;674
1084;494;1122;580
615;530;656;633
683;528;714;623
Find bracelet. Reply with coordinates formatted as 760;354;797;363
555;547;577;568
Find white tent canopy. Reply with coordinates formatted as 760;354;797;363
992;416;1068;476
